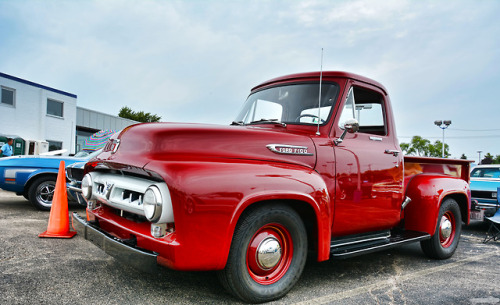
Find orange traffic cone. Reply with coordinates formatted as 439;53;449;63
39;160;77;238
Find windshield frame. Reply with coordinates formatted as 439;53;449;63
74;149;103;159
234;81;340;127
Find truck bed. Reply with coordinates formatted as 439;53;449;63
404;156;472;183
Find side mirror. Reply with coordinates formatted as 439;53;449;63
343;118;359;133
335;119;359;146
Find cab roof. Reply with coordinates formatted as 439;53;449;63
252;71;388;95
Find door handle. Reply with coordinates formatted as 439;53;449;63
385;149;400;157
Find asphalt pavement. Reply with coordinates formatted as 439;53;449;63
0;190;499;305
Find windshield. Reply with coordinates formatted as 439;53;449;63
234;83;339;125
471;167;500;178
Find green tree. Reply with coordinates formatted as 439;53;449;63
429;140;450;158
460;154;467;160
118;106;161;123
405;136;430;156
481;153;494;164
400;136;450;158
494;155;500;164
400;143;410;154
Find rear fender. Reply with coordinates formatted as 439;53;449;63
404;174;470;235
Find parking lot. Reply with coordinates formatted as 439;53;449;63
0;190;499;305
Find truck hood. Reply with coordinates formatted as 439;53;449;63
96;123;317;170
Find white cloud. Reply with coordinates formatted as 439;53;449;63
1;0;499;157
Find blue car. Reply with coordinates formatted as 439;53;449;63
66;160;87;205
470;165;500;219
0;150;101;210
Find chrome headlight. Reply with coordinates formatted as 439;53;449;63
81;174;93;200
143;186;162;222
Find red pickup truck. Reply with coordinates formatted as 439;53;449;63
73;71;471;303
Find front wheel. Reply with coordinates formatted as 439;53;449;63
218;204;307;303
421;198;462;259
28;176;56;211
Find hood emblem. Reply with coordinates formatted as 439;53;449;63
267;144;313;156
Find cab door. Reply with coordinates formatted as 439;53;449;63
331;82;404;236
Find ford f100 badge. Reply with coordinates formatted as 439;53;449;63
266;144;313;156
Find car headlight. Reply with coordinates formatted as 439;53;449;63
81;174;93;200
143;186;162;222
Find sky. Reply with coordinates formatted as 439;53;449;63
1;0;499;162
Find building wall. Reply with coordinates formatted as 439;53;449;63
77;107;138;131
0;72;139;155
0;73;77;154
75;107;138;152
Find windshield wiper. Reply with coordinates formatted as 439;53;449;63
231;121;245;126
248;119;286;127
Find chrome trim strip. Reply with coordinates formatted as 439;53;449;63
331;232;391;248
401;196;412;210
369;136;383;141
331;234;430;258
4;168;36;179
266;144;313;156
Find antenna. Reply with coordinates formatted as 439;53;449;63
316;48;323;136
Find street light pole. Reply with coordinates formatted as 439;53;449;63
434;120;452;158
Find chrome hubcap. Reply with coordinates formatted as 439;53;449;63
256;237;282;270
440;217;452;239
37;182;55;206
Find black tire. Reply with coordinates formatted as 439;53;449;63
28;176;56;211
421;198;462;259
218;204;307;303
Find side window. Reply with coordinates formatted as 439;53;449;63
338;87;355;129
47;99;64;118
47;140;63;151
339;86;387;136
1;87;15;107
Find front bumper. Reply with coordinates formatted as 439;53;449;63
67;184;86;205
471;199;499;220
71;212;159;273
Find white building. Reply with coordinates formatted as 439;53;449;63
0;72;138;155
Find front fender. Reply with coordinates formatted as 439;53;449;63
404;174;470;235
25;169;59;188
145;160;331;270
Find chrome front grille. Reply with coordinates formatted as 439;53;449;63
89;173;156;215
86;171;174;223
66;167;84;182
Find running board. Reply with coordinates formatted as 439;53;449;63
330;230;431;259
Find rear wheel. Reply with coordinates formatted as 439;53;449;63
218;204;307;303
28;176;56;211
421;198;461;259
